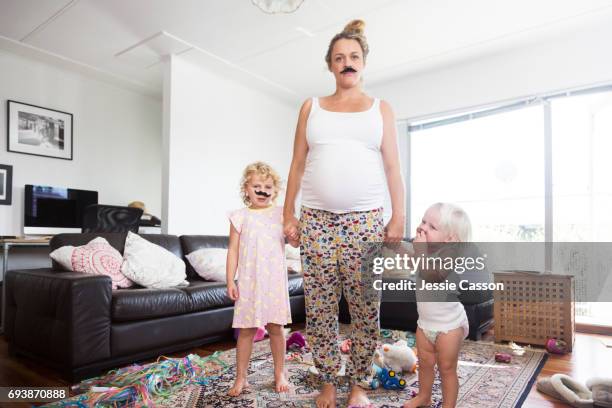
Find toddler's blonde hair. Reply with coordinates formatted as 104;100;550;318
431;202;472;242
240;161;281;206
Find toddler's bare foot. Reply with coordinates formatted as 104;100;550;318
403;393;432;408
347;384;371;407
315;383;337;408
274;371;289;393
227;377;250;397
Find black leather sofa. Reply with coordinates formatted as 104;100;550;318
5;233;305;381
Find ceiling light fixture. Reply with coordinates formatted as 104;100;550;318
252;0;305;14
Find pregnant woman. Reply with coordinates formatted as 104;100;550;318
283;19;406;408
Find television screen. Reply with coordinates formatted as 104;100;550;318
24;185;98;234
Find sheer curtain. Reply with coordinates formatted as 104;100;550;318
552;90;612;326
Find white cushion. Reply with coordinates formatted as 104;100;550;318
50;237;133;290
285;244;301;260
285;244;301;273
120;232;188;289
185;248;227;282
286;259;302;273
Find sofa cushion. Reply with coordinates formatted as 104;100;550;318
185;248;228;282
50;237;134;289
121;232;188;289
50;233;183;272
50;233;128;271
182;280;234;311
180;236;229;279
112;287;191;322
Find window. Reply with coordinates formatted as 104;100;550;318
409;105;544;242
405;86;612;327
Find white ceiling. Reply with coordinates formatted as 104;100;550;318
1;0;612;102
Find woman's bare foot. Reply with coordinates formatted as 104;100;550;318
227;377;250;397
347;384;371;407
402;393;432;408
315;383;337;408
274;371;290;393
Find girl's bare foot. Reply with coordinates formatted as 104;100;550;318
274;371;290;393
227;377;250;397
315;383;337;408
403;393;432;408
347;384;371;407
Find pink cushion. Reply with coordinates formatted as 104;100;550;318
50;237;133;289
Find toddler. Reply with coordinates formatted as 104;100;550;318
404;203;471;408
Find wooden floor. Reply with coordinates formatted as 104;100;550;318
1;327;611;407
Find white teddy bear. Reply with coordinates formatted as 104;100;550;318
381;339;418;374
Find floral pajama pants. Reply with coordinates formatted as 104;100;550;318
300;206;385;385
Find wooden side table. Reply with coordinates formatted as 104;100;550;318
494;271;574;351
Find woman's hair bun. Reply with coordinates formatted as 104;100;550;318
343;19;365;35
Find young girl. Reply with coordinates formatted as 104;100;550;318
226;161;293;396
404;203;471;408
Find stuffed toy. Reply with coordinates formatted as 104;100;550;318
373;349;385;368
382;340;418;374
286;331;306;350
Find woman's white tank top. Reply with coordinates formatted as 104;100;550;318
301;97;386;214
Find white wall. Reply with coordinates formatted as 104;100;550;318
163;56;297;235
0;50;162;236
370;21;612;120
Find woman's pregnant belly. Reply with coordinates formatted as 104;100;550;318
301;142;386;213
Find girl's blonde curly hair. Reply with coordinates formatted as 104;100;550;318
240;161;282;206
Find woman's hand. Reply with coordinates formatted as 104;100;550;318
384;216;405;243
227;281;239;301
284;214;300;244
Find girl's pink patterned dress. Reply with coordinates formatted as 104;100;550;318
228;206;292;328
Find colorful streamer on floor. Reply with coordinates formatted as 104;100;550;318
44;352;228;407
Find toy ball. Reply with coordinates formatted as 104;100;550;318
494;352;512;363
545;338;568;354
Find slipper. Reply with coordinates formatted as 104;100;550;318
537;377;564;401
537;374;594;408
586;378;612;408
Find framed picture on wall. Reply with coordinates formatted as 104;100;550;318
0;164;12;205
7;100;73;160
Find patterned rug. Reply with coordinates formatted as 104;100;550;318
50;325;547;407
163;325;547;408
